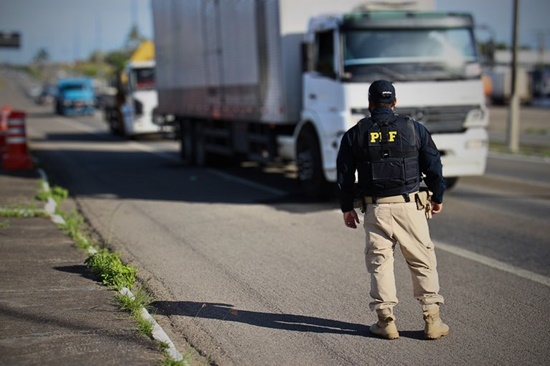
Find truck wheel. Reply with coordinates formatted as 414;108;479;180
109;117;121;135
118;111;129;138
445;177;458;190
192;120;235;167
179;120;195;164
108;116;119;135
194;122;208;167
296;128;330;200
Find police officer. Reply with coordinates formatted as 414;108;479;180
336;80;449;340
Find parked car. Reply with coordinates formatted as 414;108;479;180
35;83;57;105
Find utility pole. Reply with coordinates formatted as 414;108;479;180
507;0;520;153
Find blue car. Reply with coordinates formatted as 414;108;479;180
55;78;96;115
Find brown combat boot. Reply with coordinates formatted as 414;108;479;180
370;308;399;340
423;305;450;340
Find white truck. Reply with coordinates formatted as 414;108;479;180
103;42;169;138
152;0;488;197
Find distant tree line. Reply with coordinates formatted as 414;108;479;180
29;24;147;81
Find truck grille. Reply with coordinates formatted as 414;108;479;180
394;105;478;134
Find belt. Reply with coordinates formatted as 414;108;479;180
365;191;419;204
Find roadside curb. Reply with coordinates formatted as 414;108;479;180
36;167;185;363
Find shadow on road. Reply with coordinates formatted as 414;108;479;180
152;300;373;337
30;131;340;213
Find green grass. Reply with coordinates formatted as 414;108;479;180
29;175;200;365
85;248;137;290
0;206;47;218
37;182;68;205
161;357;189;366
116;286;154;313
0;188;46;218
58;210;92;249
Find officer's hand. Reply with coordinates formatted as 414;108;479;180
343;210;360;229
431;201;443;215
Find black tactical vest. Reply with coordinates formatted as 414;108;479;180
355;114;420;198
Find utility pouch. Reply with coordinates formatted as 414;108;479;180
415;188;433;220
425;201;433;220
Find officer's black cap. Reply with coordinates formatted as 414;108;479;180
368;80;396;104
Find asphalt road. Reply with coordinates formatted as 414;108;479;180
3;69;550;365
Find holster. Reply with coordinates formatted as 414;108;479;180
353;183;366;213
415;188;433;220
353;196;366;213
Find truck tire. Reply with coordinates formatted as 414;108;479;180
296;127;331;200
193;120;231;167
106;108;122;136
194;122;209;167
108;114;120;135
179;119;195;164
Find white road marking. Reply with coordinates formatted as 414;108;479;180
434;240;550;287
333;209;550;287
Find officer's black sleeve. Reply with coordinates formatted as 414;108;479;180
416;123;445;203
336;130;357;212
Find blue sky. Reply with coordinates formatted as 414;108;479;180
0;0;153;63
0;0;549;64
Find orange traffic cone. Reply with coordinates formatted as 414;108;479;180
0;105;12;154
2;110;34;170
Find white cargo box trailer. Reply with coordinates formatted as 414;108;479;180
154;0;433;123
153;0;487;198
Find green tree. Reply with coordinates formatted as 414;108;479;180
33;48;49;65
102;25;147;74
89;50;105;64
495;42;509;50
124;24;146;53
104;50;129;72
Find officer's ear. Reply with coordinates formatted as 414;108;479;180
392;98;397;109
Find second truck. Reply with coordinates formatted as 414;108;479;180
102;41;170;138
152;0;489;198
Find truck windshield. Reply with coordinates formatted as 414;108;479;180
342;28;479;81
60;84;87;92
131;67;155;90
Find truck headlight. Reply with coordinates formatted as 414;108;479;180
463;107;487;128
465;139;487;149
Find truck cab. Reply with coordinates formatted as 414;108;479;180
103;41;170;138
295;9;488;193
54;78;96;116
120;60;161;136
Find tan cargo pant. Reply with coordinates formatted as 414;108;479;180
363;200;444;311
